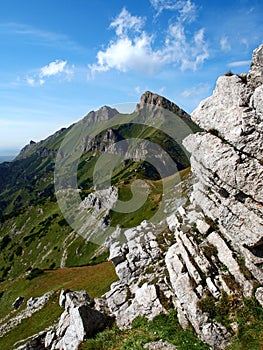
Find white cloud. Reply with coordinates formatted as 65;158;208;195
110;8;145;36
26;77;45;87
89;33;162;75
227;60;251;68
40;60;67;77
179;0;196;22
165;24;209;71
157;87;166;95
26;77;36;86
150;0;196;20
241;38;249;49
182;83;211;97
27;60;74;86
135;86;142;94
89;5;208;76
220;36;231;51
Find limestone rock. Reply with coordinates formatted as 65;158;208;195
183;44;263;281
190;44;263;163
144;340;177;349
113;283;166;330
255;287;263;308
106;220;171;329
247;44;263;88
196;219;210;235
136;91;191;120
173;44;263;348
0;292;53;338
46;290;112;350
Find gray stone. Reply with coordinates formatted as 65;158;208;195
113;283;166;329
247;44;263;88
255;287;263;308
46;290;111;350
196;219;210;235
144;340;177;349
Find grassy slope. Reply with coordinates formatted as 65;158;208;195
80;310;210;350
0;262;117;320
79;301;263;350
0;197;109;281
0;262;117;350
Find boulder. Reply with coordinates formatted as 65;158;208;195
144;340;177;349
46;290;112;350
255;287;263;308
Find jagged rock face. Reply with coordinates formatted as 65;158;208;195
136;91;191;120
184;44;263;258
247;44;263;88
44;290;112;350
106;220;170;329
171;44;263;346
191;75;263;163
82;106;119;127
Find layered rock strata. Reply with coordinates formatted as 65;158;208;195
105;44;263;349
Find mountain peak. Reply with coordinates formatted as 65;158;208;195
136;91;191;120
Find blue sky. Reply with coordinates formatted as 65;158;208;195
0;0;262;155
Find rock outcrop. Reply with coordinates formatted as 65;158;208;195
174;44;263;347
183;44;263;275
103;44;263;349
17;290;113;350
144;340;177;349
16;290;114;350
44;290;112;350
136;91;191;120
105;220;170;329
0;292;53;338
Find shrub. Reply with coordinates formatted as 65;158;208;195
239;73;247;84
208;128;219;137
0;235;11;250
197;296;216;319
225;70;234;76
15;246;23;256
49;262;56;270
26;267;44;280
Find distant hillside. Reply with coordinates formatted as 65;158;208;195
0;156;15;163
0;92;200;282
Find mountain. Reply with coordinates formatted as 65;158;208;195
0;44;262;350
0;92;201;349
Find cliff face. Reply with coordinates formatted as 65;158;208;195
184;44;263;266
136;91;192;120
106;44;263;349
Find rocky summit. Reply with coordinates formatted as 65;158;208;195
0;44;262;350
